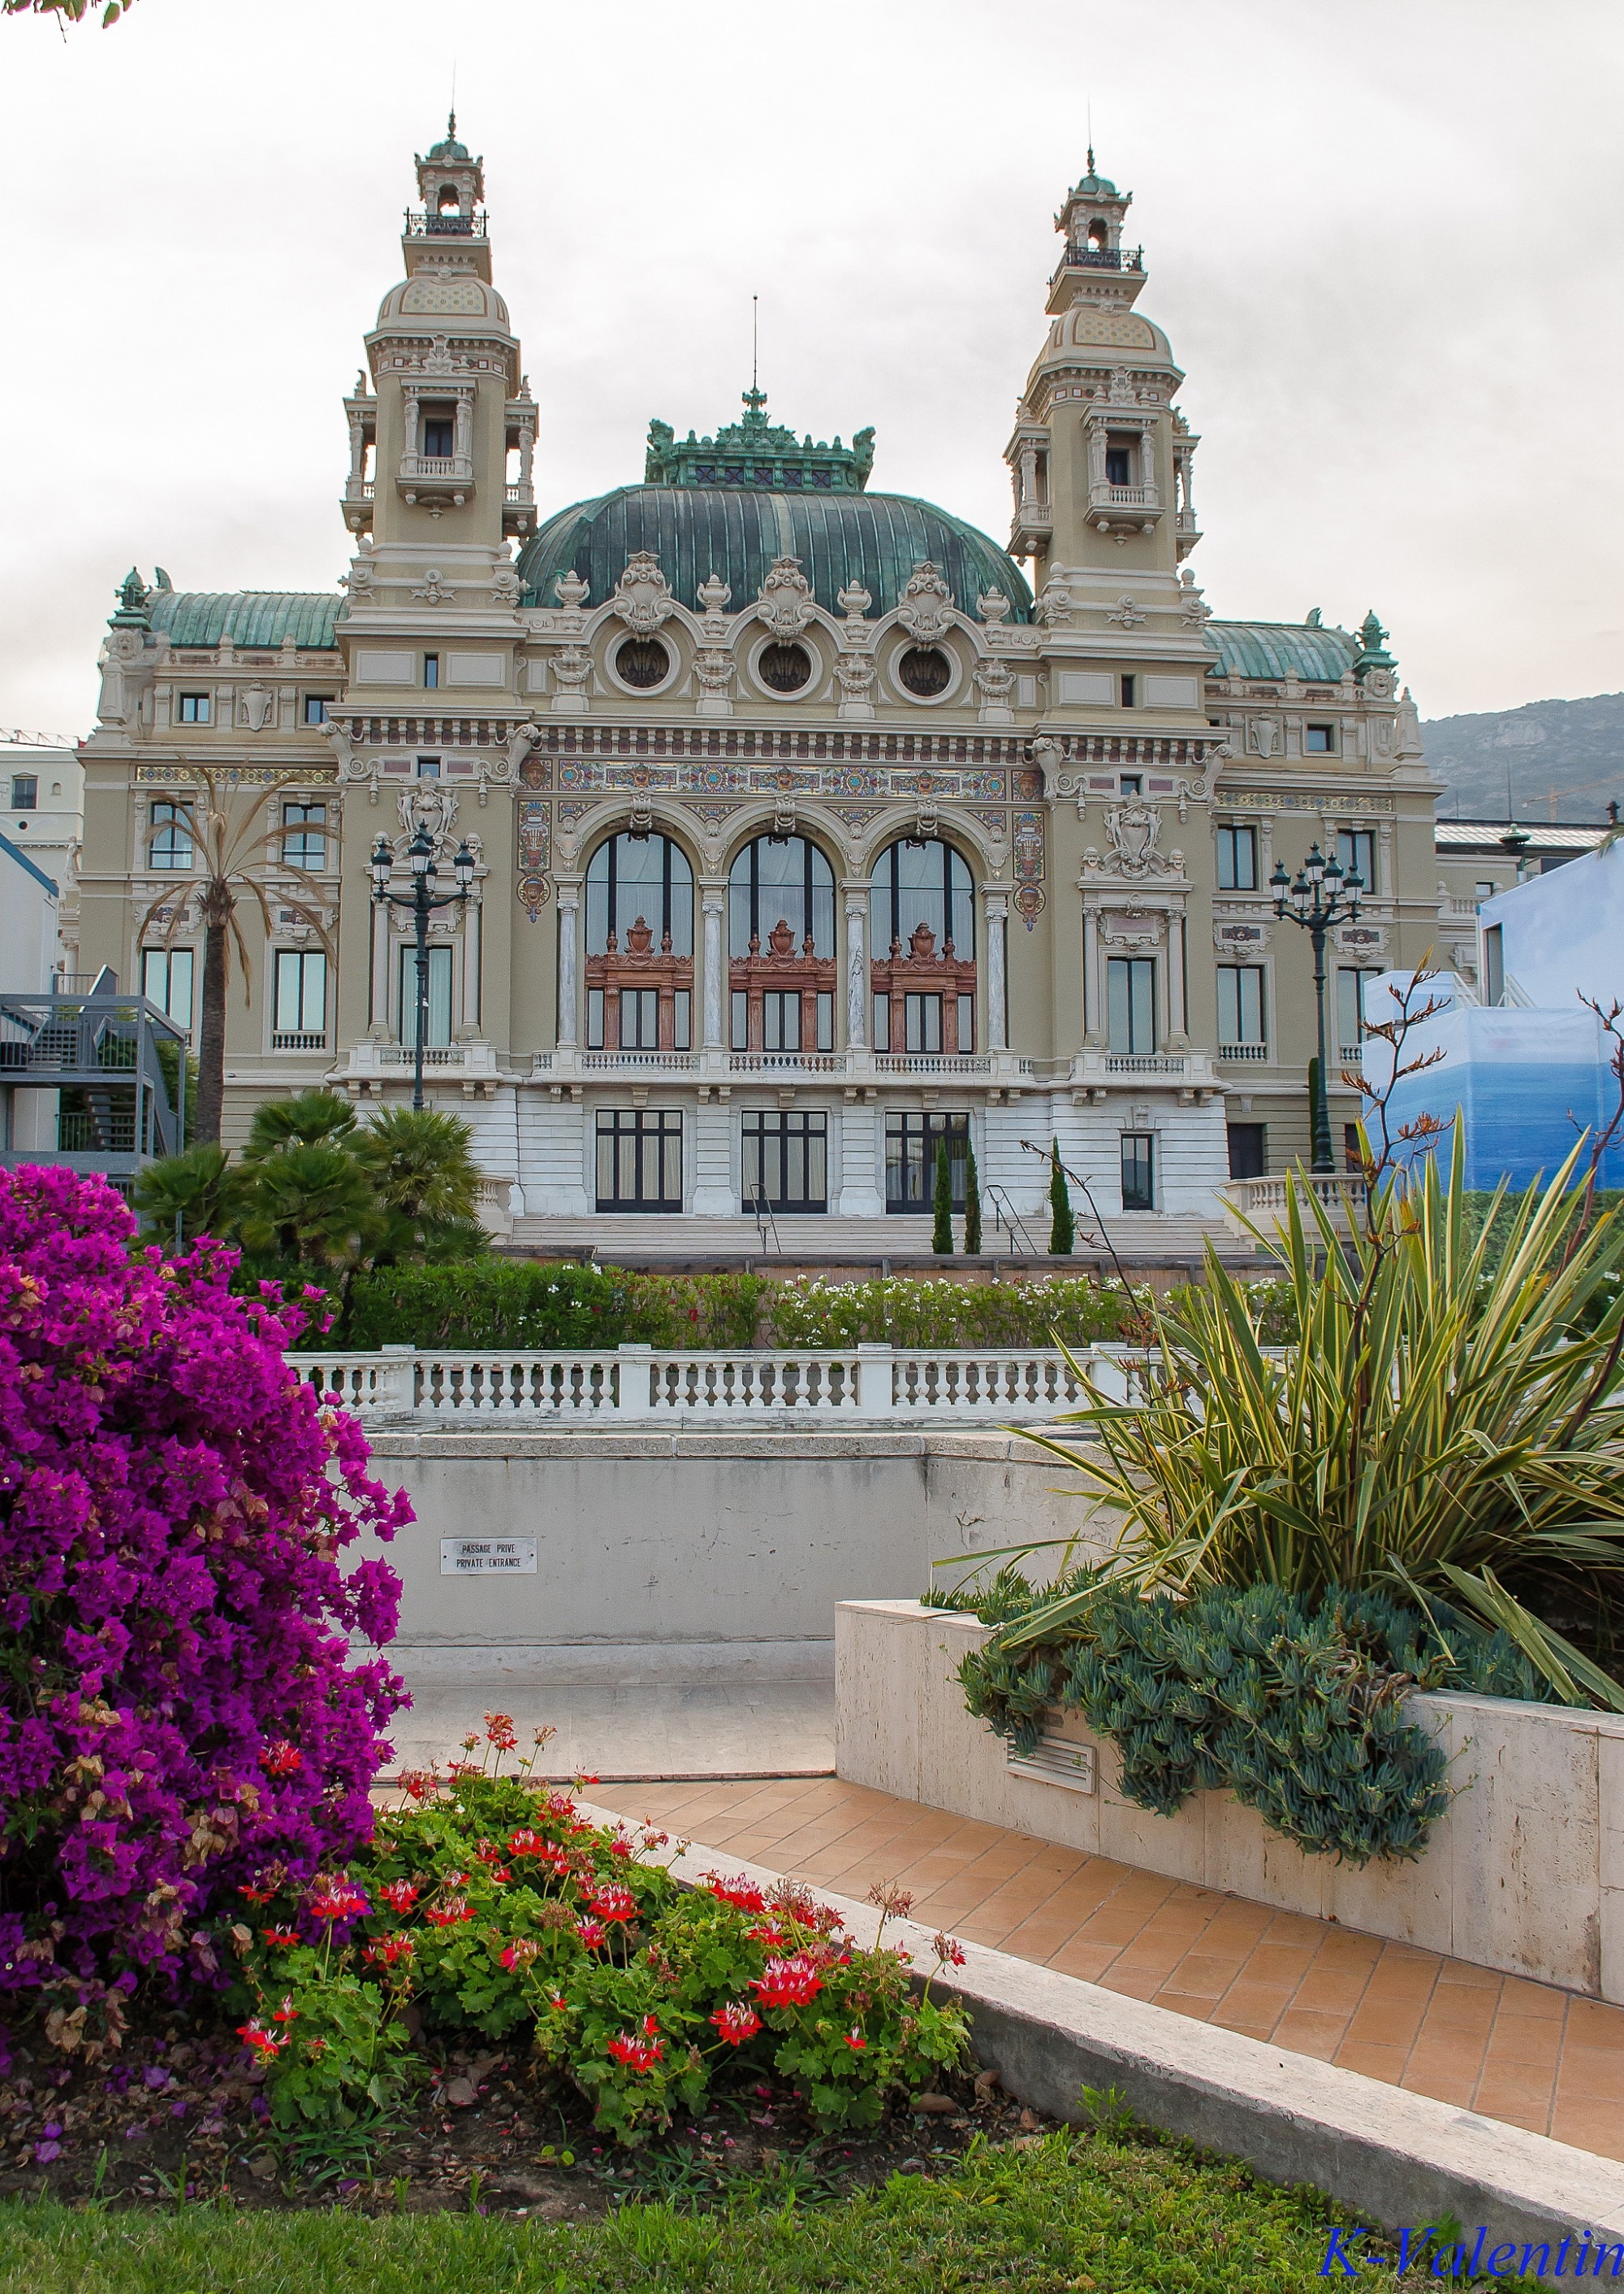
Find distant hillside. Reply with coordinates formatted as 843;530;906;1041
1422;692;1624;824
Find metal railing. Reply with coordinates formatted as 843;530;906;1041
1060;244;1144;272
404;209;488;238
986;1183;1044;1258
1218;1043;1270;1064
747;1181;782;1256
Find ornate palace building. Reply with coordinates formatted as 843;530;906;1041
75;126;1440;1241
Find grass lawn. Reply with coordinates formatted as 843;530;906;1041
0;2125;1402;2291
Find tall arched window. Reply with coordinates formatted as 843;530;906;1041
728;835;833;958
585;832;693;956
728;834;836;1053
583;831;695;1052
869;837;978;1055
869;837;974;958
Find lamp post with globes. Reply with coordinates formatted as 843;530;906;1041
369;823;476;1111
1269;840;1363;1173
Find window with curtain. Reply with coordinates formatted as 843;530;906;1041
274;949;327;1042
1336;966;1382;1056
399;944;452;1048
149;802;194;871
729;836;833;957
1216;965;1266;1046
141;946;194;1029
586;832;695;955
1106;957;1156;1055
868;838;974;957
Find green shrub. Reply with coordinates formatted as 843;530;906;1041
765;1272;1139;1350
945;1572;1554;1865
344;1260;634;1350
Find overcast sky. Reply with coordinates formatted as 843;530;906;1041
2;0;1619;738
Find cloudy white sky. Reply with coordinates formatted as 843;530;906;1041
2;0;1619;737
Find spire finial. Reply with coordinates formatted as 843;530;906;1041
1086;95;1094;178
752;292;759;394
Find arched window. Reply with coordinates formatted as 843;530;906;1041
585;832;693;957
728;835;834;958
728;834;837;1055
869;837;974;959
149;801;195;871
583;831;695;1052
869;837;978;1056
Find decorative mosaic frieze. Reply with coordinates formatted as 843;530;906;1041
516;798;551;921
553;758;1009;803
133;763;336;787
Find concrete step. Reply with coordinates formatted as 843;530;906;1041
504;1212;1268;1270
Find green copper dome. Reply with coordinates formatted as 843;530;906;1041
516;486;1034;624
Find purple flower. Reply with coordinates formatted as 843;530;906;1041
142;2067;169;2090
0;1168;409;1994
33;2139;61;2162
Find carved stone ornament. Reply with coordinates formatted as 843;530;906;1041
896;560;954;641
628;801;654;837
239;685;274;732
343;555;375;598
552;647;590;692
611;551;676;636
836;578;872;621
412;568;451;605
694;648;732;695
1177;568;1212;624
773;796;797;839
755;555;815;638
977;588;1011;625
914;800;939;842
1104;595;1147;629
1246;717;1281;759
1363;667;1396;701
973;657;1015;724
696;572;732;616
554;569;590;612
396;782;461;858
1034;575;1076;629
1107;365;1137;404
1099;801;1174;879
490;564;522;608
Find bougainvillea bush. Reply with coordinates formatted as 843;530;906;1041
229;1726;969;2145
0;1165;408;2042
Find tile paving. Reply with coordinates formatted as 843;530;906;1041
588;1772;1624;2162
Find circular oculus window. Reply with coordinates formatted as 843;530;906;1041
758;640;814;695
896;645;952;698
614;635;671;689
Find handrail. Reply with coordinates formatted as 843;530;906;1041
748;1180;782;1255
986;1182;1043;1259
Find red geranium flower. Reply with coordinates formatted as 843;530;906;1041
270;1995;300;2024
260;1740;302;1778
308;1879;369;1923
378;1879;420;1914
260;1926;301;1949
606;2033;663;2071
709;2000;762;2046
844;2028;867;2051
484;1712;518;1752
574;1919;606;1951
932;1932;967;1968
238;1886;274;1907
424;1896;473;1928
749;1951;823;2009
364;1934;415;1967
707;1875;768;1914
590;1884;638;1925
236;2020;283;2058
499;1938;539;1970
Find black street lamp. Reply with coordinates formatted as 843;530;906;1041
1269;839;1363;1173
369;823;476;1110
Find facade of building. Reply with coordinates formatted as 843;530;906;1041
2;730;81;980
74;129;1445;1233
1433;818;1609;1000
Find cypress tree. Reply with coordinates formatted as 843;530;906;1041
963;1139;983;1255
931;1138;954;1255
1048;1136;1074;1256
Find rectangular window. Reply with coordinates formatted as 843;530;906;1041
884;1111;970;1214
1106;957;1156;1055
742;1111;828;1214
302;695;331;726
762;991;802;1052
905;992;943;1053
1120;675;1137;709
1216;823;1257;891
1226;1122;1266;1181
872;993;890;1052
673;990;692;1052
423;655;439;689
281;800;326;871
1216;964;1266;1047
141;946;194;1029
274;949;326;1043
399;944;453;1048
178;693;212;724
421;412;454;459
619;988;659;1049
1336;829;1376;891
596;1108;682;1212
416;755;441;780
10;775;37;810
1305;723;1334;754
1121;1132;1155;1212
1475;879;1497;903
1119;773;1142;797
957;992;975;1053
148;801;194;871
1336;966;1382;1056
731;989;749;1050
1105;439;1133;486
586;987;606;1048
1484;922;1505;1008
816;991;834;1054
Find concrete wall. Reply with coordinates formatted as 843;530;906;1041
365;1429;1114;1678
836;1598;1624;2002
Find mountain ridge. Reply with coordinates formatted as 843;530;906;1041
1420;691;1624;824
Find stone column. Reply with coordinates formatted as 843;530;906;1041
460;904;482;1033
556;887;579;1047
348;414;365;482
1167;909;1187;1043
454;391;473;462
369;896;392;1034
1082;906;1100;1043
403;390;420;469
701;891;725;1049
983;892;1009;1052
844;892;867;1051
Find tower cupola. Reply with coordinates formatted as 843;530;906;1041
412;114;486;236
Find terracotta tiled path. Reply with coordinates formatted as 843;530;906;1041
590;1774;1624;2163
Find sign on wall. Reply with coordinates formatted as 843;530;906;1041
440;1536;538;1575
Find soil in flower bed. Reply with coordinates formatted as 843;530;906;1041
0;2015;1033;2214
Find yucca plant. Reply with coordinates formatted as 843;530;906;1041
991;1127;1624;1711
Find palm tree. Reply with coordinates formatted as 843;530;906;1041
244;1088;357;1161
237;1143;380;1268
356;1105;487;1263
139;766;334;1147
132;1143;249;1251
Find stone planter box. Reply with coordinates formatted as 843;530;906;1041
836;1598;1624;2002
